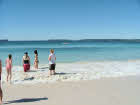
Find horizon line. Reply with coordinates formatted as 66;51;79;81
6;38;140;41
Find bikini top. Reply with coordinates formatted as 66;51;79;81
24;60;29;64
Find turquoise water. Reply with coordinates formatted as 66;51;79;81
0;40;140;66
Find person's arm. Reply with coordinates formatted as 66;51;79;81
11;59;13;67
28;57;30;65
48;55;51;61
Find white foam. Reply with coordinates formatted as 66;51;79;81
1;60;140;84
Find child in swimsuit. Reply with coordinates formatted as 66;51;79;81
6;54;12;83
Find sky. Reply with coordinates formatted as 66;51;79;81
0;0;140;40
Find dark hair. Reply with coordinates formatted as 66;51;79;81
24;52;28;55
34;50;38;55
8;54;12;59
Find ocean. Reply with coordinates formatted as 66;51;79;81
0;40;140;84
1;40;140;65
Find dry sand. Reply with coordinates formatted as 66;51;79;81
2;76;140;105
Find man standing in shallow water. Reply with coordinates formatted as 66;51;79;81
48;49;56;76
0;60;3;104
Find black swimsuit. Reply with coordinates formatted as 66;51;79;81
24;60;29;64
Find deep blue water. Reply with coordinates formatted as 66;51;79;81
0;40;140;66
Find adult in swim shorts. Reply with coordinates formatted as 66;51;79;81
48;49;56;76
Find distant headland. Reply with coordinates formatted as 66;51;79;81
7;39;140;43
0;39;8;42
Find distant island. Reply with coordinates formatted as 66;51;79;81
47;39;140;42
0;39;8;42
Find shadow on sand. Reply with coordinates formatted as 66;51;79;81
24;77;35;81
4;97;48;104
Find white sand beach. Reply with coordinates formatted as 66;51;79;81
2;76;140;105
2;0;140;104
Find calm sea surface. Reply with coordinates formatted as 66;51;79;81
0;40;140;66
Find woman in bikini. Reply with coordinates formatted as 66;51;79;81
22;52;30;72
6;54;12;83
34;50;39;69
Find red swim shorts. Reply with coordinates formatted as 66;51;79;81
23;64;30;72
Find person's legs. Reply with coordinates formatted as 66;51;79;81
49;70;52;76
49;64;52;76
23;64;26;72
52;70;55;75
34;62;37;69
52;64;56;75
52;70;54;75
36;63;38;69
34;61;38;69
35;63;38;69
49;64;56;76
6;69;10;82
9;69;12;83
27;64;30;71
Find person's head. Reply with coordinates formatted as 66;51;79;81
24;52;28;57
34;50;38;55
8;54;12;60
50;49;54;54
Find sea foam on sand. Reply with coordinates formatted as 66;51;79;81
1;60;140;84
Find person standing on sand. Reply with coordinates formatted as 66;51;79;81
48;49;56;75
0;60;3;104
34;50;39;69
6;54;12;83
22;52;30;72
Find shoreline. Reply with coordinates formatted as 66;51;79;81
3;59;140;67
1;60;140;85
2;75;140;86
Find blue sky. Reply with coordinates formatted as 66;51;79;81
1;0;140;40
